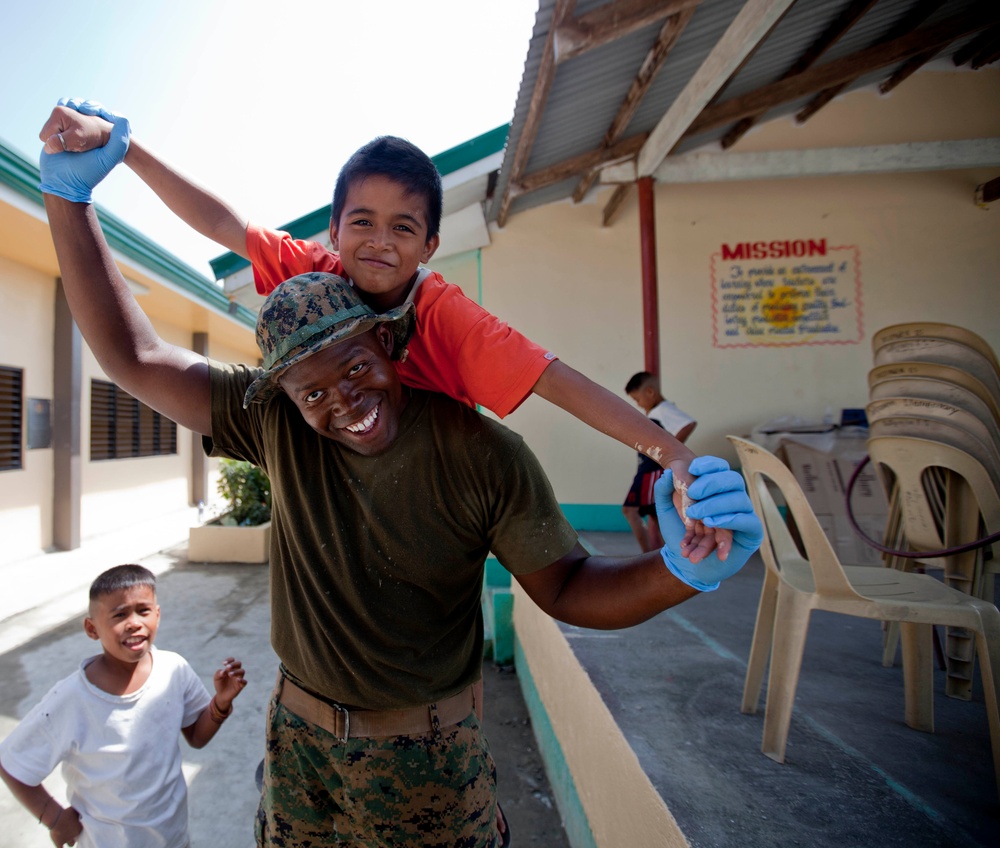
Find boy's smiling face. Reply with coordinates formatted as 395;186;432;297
84;585;160;667
329;174;440;312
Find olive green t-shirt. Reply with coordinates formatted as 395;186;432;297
206;361;578;709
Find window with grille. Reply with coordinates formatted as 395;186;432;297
90;380;177;460
0;366;23;471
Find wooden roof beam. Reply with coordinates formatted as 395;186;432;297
572;8;696;203
553;0;700;64
721;0;878;149
601;183;633;227
636;0;798;179
952;25;1000;68
510;134;648;197
684;7;1000;139
496;0;576;228
878;47;941;95
795;0;940;124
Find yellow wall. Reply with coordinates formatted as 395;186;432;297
0;184;260;560
478;69;1000;506
0;258;56;561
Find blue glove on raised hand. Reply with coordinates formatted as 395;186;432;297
655;456;763;592
39;98;130;204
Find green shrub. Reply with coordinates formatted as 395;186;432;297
217;459;271;526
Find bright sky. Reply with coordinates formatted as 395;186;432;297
0;0;539;277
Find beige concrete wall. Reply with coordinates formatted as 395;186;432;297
79;319;195;538
0;258;56;563
479;69;1000;506
512;581;688;848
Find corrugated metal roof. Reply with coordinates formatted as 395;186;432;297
491;0;997;222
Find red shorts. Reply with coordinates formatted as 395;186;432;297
624;462;663;518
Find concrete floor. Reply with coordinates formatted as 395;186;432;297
575;531;998;848
1;520;996;847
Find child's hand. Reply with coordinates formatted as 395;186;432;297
39;99;130;204
213;657;248;708
668;459;734;563
655;459;762;591
48;805;82;847
39;104;114;155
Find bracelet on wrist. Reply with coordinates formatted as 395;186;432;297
37;797;53;824
208;696;233;723
48;808;64;831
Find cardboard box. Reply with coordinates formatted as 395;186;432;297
777;434;889;567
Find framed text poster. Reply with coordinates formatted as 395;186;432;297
711;239;862;348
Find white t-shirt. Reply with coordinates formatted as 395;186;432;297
0;647;211;848
649;399;695;437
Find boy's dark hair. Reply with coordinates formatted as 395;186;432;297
625;371;657;394
89;564;156;602
331;136;444;241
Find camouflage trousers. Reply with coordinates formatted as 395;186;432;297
255;687;499;847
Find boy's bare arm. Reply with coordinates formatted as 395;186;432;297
531;361;733;560
44;196;212;435
182;658;247;749
0;764;83;845
125;139;250;259
39;104;250;259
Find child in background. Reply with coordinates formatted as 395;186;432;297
39;98;735;563
0;565;246;848
622;371;697;552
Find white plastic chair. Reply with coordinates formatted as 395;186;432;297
868;361;1000;423
873;338;1000;405
729;435;1000;797
873;322;1000;375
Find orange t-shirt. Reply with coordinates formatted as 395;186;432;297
246;224;556;418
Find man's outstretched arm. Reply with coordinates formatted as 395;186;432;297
515;456;763;629
44;196;212;435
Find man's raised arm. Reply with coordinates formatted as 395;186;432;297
40;99;249;260
41;114;213;436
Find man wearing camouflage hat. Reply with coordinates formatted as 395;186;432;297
39;126;762;847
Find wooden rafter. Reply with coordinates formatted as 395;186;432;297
637;0;798;178
602;183;633;227
721;0;878;150
496;0;576;228
554;0;699;64
975;176;1000;206
573;7;697;205
514;134;648;197
879;47;941;94
684;8;999;140
795;0;941;124
953;25;1000;67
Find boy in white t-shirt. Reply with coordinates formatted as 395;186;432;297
623;372;698;552
0;564;247;848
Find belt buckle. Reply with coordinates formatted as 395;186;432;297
332;700;351;740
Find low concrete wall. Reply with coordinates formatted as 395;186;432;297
511;581;689;848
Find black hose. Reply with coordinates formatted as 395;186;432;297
844;454;1000;558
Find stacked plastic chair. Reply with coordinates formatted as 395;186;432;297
865;322;1000;699
729;436;1000;799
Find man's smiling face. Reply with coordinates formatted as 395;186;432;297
278;324;406;456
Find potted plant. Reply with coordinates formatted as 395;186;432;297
188;459;272;563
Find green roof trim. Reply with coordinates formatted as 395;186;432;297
208;123;510;281
0;139;256;328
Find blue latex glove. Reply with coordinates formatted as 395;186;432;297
39;98;130;203
655;456;764;592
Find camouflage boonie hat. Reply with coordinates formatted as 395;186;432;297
243;272;414;407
